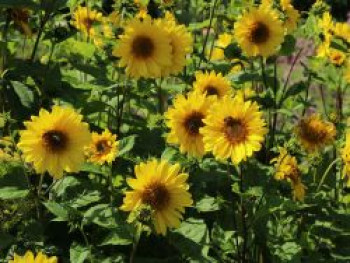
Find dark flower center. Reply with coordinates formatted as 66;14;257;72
184;112;205;135
96;140;110;154
42;130;68;153
250;22;270;44
205;85;219;96
141;183;170;211
223;116;247;143
132;35;155;59
83;18;94;30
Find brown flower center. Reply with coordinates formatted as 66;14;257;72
42;130;68;153
82;18;94;31
132;35;155;59
96;140;110;154
141;183;170;211
184;112;205;135
223;116;247;143
204;85;219;96
250;22;270;44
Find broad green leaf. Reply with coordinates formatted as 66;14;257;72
0;187;29;200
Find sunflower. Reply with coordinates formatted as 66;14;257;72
271;148;305;201
71;6;103;37
333;22;350;43
193;71;232;99
157;14;193;76
233;5;284;57
295;114;336;152
9;8;32;36
9;250;57;263
165;92;212;157
85;129;119;165
280;0;300;33
200;96;267;164
121;159;193;235
209;33;233;61
328;49;346;66
17;106;91;179
342;131;350;187
113;17;172;79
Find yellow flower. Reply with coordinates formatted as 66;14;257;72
271;148;305;201
9;250;57;263
71;6;103;37
318;12;333;35
233;5;284;57
235;86;256;101
86;129;119;165
193;71;232;99
295;114;336;153
230;59;246;74
200;96;268;164
17;106;91;179
316;40;330;57
328;49;346;66
209;33;233;61
113;17;172;79
157;16;193;76
121;159;193;235
165;92;212;157
108;11;120;27
333;22;350;43
280;0;300;34
342;131;350;187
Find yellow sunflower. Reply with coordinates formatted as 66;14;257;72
209;33;233;61
233;5;284;57
9;250;57;263
121;159;193;235
71;6;103;37
157;15;193;76
17;106;91;179
295;114;336;152
85;129;119;165
165;92;212;157
113;17;172;79
328;49;346;66
200;96;268;164
333;22;350;43
280;0;300;34
342;131;350;187
193;71;232;99
271;148;306;201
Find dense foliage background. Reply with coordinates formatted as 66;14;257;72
0;0;350;262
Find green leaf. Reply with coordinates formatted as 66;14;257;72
0;0;38;8
118;136;136;156
0;232;14;250
280;35;296;56
44;201;69;221
283;82;307;101
99;230;132;246
10;81;35;108
196;195;220;212
0;187;29;200
70;243;90;263
83;204;121;229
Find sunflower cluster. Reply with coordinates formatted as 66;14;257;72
271;148;306;201
113;12;192;79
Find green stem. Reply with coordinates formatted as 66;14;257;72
130;225;142;263
30;13;49;62
316;158;340;192
239;165;248;263
80;225;94;263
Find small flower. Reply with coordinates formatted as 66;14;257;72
295;114;336;153
271;148;306;201
85;129;119;165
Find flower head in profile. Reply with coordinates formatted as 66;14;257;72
156;13;193;76
280;0;300;33
200;96;267;164
17;106;91;179
193;71;232;99
295;114;336;153
165;92;213;157
271;148;306;201
121;159;193;235
113;16;172;79
9;250;57;263
85;129;119;165
233;5;284;57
